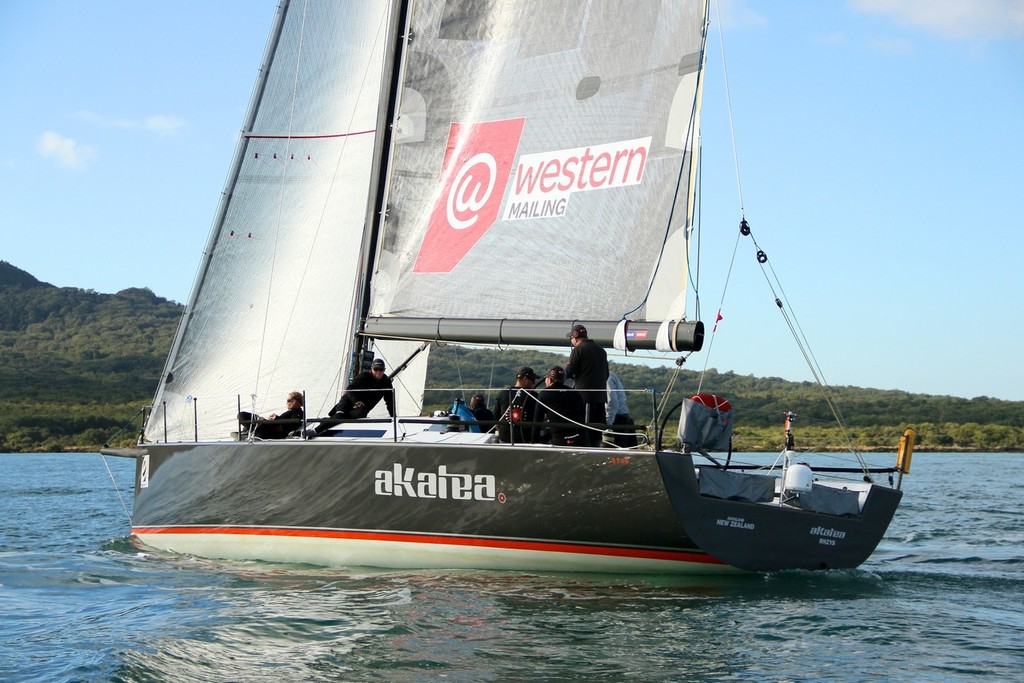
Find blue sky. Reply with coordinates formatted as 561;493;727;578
1;1;1022;401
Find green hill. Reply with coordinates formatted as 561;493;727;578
1;260;1021;452
0;261;182;451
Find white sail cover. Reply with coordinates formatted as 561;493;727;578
370;0;706;324
146;0;395;442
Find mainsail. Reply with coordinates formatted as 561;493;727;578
366;0;706;350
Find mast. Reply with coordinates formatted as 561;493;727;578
351;0;412;375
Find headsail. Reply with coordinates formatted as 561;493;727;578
366;0;707;350
146;0;397;442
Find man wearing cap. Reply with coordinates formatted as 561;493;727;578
565;324;609;446
494;366;539;443
535;366;586;446
325;357;395;421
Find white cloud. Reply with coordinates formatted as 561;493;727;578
712;0;768;30
144;115;185;135
865;35;915;54
849;0;1024;41
37;131;95;169
812;32;851;47
75;110;185;135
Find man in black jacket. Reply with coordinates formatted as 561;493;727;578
328;358;395;419
565;324;608;445
535;366;586;446
493;366;539;443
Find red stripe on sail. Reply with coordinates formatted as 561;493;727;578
244;129;376;139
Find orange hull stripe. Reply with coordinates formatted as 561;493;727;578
133;526;723;565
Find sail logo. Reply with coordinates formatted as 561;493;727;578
446;153;498;230
374;463;497;502
504;137;651;222
414;118;526;273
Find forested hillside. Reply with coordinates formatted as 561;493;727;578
1;261;1021;452
0;261;182;451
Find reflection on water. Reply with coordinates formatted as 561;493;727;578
3;453;1024;682
82;553;1019;682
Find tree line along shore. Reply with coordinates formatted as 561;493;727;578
2;260;1022;453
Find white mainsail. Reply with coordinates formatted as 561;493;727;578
147;0;395;442
369;0;705;330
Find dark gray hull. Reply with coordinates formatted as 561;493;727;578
130;441;732;574
125;441;902;573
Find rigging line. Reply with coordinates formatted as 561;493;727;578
621;11;708;319
696;226;743;395
689;149;703;323
713;0;746;216
763;255;845;409
743;228;853;423
695;2;747;395
657;361;687;419
743;225;834;403
773;302;866;468
99;454;132;523
743;222;865;467
530;395;600;438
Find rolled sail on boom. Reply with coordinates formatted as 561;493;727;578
363;317;704;352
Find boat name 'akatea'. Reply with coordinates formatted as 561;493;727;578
374;463;497;501
809;526;847;540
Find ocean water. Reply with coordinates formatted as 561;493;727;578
1;452;1022;682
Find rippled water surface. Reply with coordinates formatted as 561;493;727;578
2;452;1022;682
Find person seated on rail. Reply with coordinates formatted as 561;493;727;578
313;359;396;435
237;391;304;439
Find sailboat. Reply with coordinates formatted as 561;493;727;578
104;0;911;573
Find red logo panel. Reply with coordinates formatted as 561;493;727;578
413;118;525;273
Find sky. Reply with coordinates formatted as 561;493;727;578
1;1;1023;401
